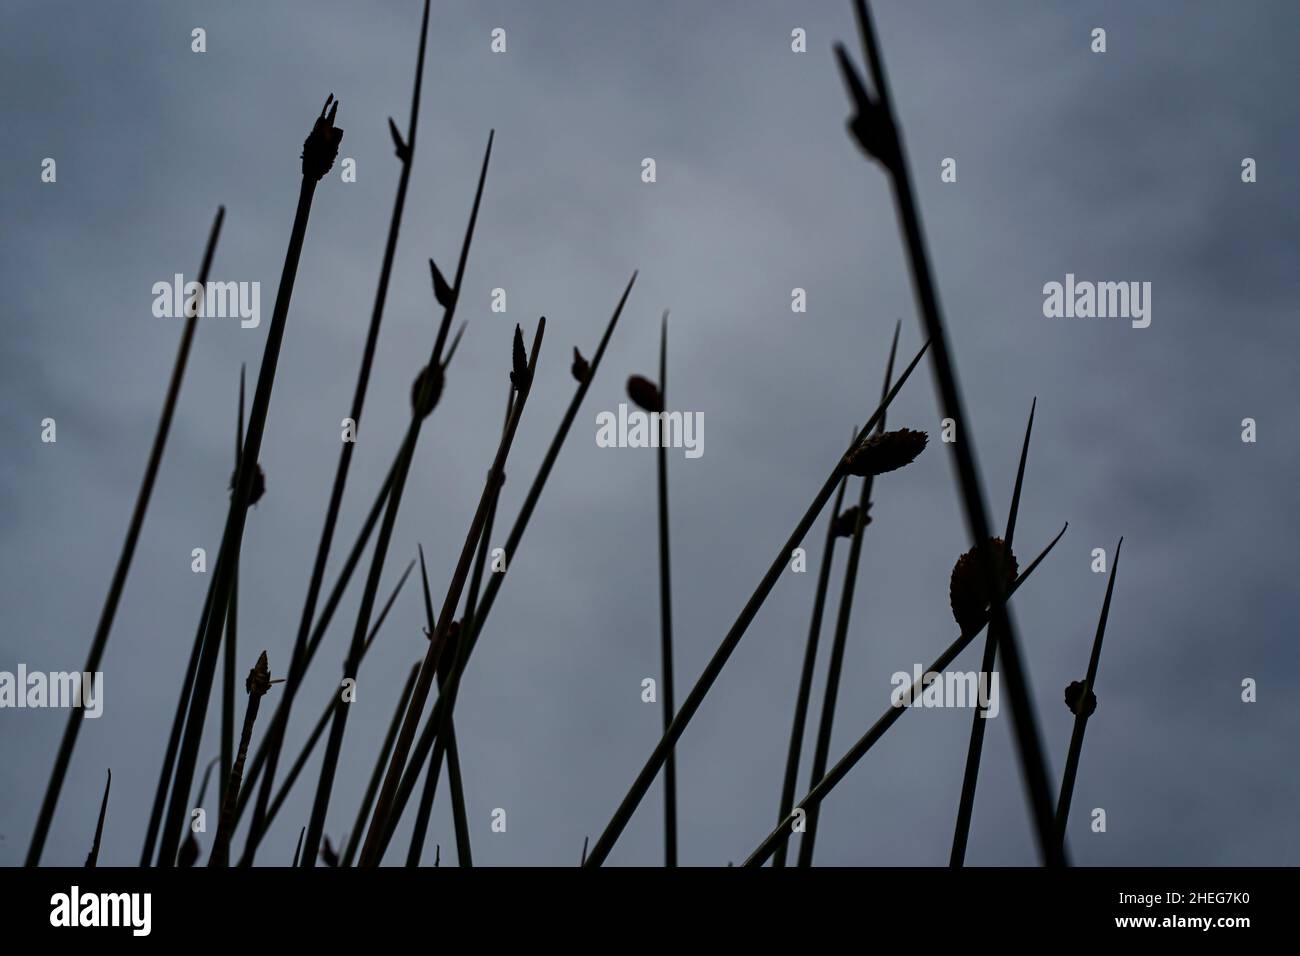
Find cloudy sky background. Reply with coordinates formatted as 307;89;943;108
2;0;1297;866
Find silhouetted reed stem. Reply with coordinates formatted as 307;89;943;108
773;472;848;868
950;398;1036;866
222;369;246;812
358;320;545;867
743;523;1068;866
361;276;635;864
84;770;111;867
838;0;1060;864
300;132;494;867
1055;538;1122;850
655;313;678;867
210;652;281;866
157;96;342;868
341;661;420;867
798;321;899;866
241;0;433;867
582;340;930;867
29;206;224;866
254;562;413;837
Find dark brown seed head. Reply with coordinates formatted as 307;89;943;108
571;347;590;384
245;651;273;698
229;462;266;506
843;428;928;477
301;94;343;181
948;538;1018;635
832;504;870;538
626;374;663;413
1064;680;1098;718
411;362;445;418
509;325;531;391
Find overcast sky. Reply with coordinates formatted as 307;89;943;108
2;0;1298;867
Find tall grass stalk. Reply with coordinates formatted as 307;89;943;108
299;132;495;866
1055;538;1122;851
84;770;111;867
837;0;1061;864
29;206;225;866
341;661;420;867
254;562;414;838
950;398;1035;865
361;276;635;864
157;96;343;867
797;321;900;866
773;470;848;868
241;0;434;866
742;523;1069;866
210;652;282;866
582;340;931;867
358;321;546;867
654;313;677;866
221;367;247;812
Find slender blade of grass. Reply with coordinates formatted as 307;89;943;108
358;320;546;867
841;0;1062;864
743;523;1069;866
582;340;930;867
797;320;900;866
950;397;1036;866
83;769;111;868
341;661;420;867
158;97;342;867
363;276;635;863
1055;537;1123;850
30;206;224;866
655;311;677;867
241;0;434;867
301;133;495;867
773;471;848;867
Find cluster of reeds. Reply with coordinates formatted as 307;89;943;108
26;0;1122;869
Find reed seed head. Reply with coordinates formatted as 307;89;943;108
832;504;870;538
509;324;531;391
948;538;1018;635
302;94;343;181
571;347;590;384
626;374;663;413
245;651;274;698
411;362;445;418
1064;680;1098;718
843;428;928;477
229;462;266;506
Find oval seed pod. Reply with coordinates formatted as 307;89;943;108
1064;680;1098;718
626;374;663;413
948;537;1018;635
844;428;927;477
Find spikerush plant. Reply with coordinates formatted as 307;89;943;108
156;94;342;869
1055;538;1123;852
254;562;415;838
241;0;435;866
210;652;284;866
299;132;496;867
798;322;906;867
773;469;849;868
232;327;470;857
357;321;546;867
582;340;931;867
835;0;1060;863
950;399;1037;866
407;391;510;867
743;523;1070;867
361;277;637;864
31;206;225;867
